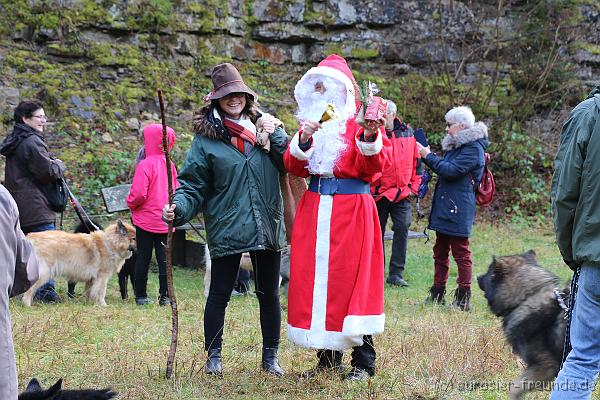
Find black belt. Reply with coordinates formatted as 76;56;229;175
308;177;370;195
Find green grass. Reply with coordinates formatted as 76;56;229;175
10;221;596;399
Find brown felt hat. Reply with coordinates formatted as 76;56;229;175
204;63;258;102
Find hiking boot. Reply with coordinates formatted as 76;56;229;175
451;287;472;312
35;282;61;303
386;275;409;287
37;290;61;303
135;297;153;306
301;350;343;378
204;348;223;376
262;347;284;377
344;367;371;381
424;286;446;305
158;295;170;306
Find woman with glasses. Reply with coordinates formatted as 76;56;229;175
416;106;489;311
0;100;65;303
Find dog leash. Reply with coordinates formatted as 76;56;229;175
63;180;100;231
560;267;581;368
553;289;569;317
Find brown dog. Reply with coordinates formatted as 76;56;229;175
22;220;136;306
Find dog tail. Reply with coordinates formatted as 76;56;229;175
60;389;118;400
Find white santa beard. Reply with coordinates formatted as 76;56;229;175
307;118;348;176
296;77;351;123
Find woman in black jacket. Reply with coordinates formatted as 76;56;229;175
0;100;65;303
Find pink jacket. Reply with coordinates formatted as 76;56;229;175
126;124;179;233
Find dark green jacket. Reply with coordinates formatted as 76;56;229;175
552;87;600;269
172;106;288;259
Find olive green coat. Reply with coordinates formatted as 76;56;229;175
552;87;600;269
172;106;288;259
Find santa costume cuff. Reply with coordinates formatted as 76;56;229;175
289;133;314;160
355;130;383;156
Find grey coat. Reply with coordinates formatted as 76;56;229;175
0;184;39;400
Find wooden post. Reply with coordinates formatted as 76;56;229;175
158;89;178;379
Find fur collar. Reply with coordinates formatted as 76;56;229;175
192;105;259;140
441;122;488;151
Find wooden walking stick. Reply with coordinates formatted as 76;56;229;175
158;89;178;379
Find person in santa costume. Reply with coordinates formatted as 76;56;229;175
284;54;390;381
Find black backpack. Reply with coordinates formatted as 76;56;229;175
40;177;68;212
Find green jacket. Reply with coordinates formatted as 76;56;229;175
552;87;600;269
172;106;288;259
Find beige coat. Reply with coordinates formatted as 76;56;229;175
0;184;39;400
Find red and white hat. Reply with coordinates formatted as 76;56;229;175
294;54;359;118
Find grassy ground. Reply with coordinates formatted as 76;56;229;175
10;220;594;399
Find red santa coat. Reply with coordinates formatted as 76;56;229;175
284;54;389;350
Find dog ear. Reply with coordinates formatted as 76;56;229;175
24;378;43;392
492;256;506;277
116;220;127;236
522;249;537;262
38;379;62;399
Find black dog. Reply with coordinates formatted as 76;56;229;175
68;220;136;300
18;378;117;400
477;250;569;399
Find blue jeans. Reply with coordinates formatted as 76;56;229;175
551;263;600;399
22;223;58;301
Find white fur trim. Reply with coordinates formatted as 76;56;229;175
289;133;314;161
286;324;364;351
311;195;333;333
441;121;488;151
355;131;383;156
294;66;356;118
287;314;385;351
342;314;386;336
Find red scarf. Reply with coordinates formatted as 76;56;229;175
223;119;256;154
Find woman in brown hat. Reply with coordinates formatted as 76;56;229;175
162;63;288;376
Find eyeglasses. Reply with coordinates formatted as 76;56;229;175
31;115;47;120
446;122;456;128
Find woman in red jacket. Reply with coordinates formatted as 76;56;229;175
126;123;178;306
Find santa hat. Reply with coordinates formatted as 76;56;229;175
294;54;358;118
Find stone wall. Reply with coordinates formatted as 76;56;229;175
0;0;598;212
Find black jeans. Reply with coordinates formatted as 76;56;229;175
204;250;281;351
317;335;376;375
377;198;412;279
133;226;167;299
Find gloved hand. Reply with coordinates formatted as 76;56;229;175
418;169;432;199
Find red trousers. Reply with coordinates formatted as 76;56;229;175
432;232;472;289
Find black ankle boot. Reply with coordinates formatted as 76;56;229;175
302;350;343;378
451;287;472;311
204;348;223;376
425;285;446;305
262;347;284;377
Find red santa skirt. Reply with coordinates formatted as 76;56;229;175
286;190;385;351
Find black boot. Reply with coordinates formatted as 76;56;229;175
424;285;446;305
262;348;284;377
302;350;343;378
451;287;472;311
204;348;223;376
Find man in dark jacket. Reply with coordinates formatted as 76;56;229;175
550;86;600;399
0;183;39;399
371;100;421;287
0;100;65;303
